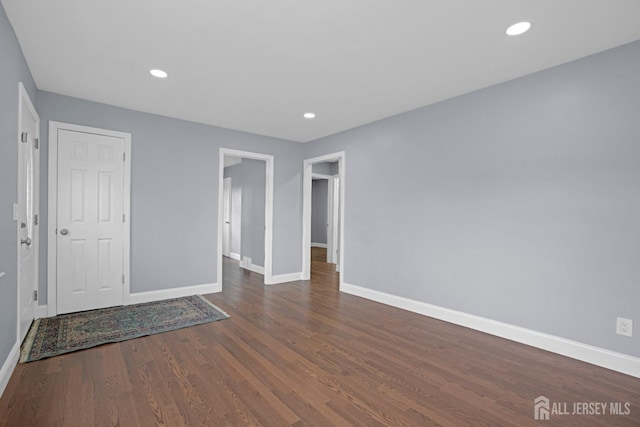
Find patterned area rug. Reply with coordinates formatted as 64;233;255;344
20;295;229;363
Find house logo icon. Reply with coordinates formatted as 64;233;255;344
534;395;550;420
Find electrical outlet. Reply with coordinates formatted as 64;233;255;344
616;317;633;337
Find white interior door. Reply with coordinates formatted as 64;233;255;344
18;85;39;343
223;177;231;257
56;129;125;314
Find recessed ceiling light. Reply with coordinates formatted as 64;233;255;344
149;69;168;78
304;112;316;119
506;21;531;36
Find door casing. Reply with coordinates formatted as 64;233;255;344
47;121;131;316
328;176;340;267
222;177;232;257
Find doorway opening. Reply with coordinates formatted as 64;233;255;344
217;149;274;288
302;152;345;285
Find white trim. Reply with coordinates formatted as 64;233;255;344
127;282;220;305
217;148;274;288
311;242;327;248
47;121;132;316
340;282;640;378
17;82;40;344
229;252;241;261
303;152;346;283
327;176;339;264
266;272;303;285
243;263;265;275
326;177;334;263
35;305;48;319
222;177;232;257
0;342;19;399
312;173;333;180
240;257;265;275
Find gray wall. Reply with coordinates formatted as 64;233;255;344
312;161;337;176
240;160;266;267
311;162;336;246
312;162;330;175
36;91;304;302
304;40;640;357
311;179;328;244
222;169;242;256
224;160;266;266
0;4;37;369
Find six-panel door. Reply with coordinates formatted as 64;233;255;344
56;129;125;314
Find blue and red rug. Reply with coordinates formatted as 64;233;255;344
20;295;229;362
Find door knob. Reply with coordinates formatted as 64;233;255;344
60;228;69;235
21;237;31;246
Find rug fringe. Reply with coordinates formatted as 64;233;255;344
196;295;230;318
19;318;41;363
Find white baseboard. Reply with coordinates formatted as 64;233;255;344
127;282;221;305
340;282;640;378
229;252;241;261
36;305;48;319
267;272;303;285
240;257;265;275
245;263;265;275
311;242;328;248
0;342;19;400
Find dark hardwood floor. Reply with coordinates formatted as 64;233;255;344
1;247;638;426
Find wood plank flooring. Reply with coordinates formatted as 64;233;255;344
1;247;639;426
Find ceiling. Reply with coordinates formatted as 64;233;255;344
4;1;640;143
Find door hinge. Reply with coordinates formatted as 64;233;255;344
123;214;125;223
123;152;126;162
34;214;38;226
21;132;28;143
122;274;125;284
33;290;38;301
34;138;39;149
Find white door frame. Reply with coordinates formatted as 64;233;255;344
47;121;131;316
17;82;39;341
302;152;345;283
328;175;340;266
217;148;274;287
222;177;232;257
